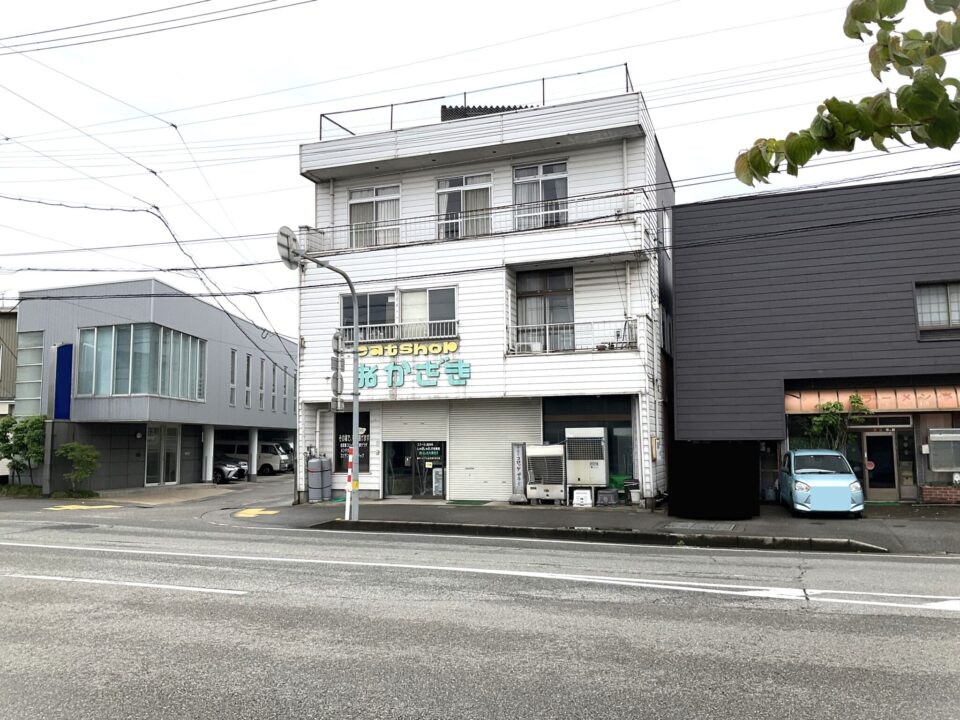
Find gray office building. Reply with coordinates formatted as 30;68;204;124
14;280;297;493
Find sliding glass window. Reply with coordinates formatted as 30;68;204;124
77;322;206;401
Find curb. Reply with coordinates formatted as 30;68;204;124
312;519;889;553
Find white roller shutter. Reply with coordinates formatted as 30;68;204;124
381;401;449;440
449;398;542;501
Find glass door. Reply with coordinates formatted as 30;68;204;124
383;442;414;496
163;426;180;485
145;426;162;485
145;424;180;486
864;433;898;501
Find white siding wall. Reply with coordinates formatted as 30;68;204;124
321;143;631;232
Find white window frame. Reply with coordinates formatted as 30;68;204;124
229;349;237;406
271;363;277;412
259;358;265;411
513;161;568;230
348;184;400;248
436;173;493;239
398;287;458;340
916;282;960;330
244;353;252;408
13;331;44;418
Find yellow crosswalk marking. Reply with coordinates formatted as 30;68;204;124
45;505;122;511
234;508;279;518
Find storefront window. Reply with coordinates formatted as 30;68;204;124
542;396;633;479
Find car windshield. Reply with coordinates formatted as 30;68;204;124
794;454;853;474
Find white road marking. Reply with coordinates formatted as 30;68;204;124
1;540;957;612
1;572;246;595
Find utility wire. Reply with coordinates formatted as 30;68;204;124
0;0;315;55
0;1;212;42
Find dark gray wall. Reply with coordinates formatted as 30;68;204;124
673;175;960;441
50;423;147;492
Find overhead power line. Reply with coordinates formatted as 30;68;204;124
0;0;316;56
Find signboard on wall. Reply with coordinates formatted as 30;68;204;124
335;412;370;473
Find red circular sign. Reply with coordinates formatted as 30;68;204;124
866;460;876;471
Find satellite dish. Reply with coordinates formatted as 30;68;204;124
277;226;301;270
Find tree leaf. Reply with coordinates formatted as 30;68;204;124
844;12;870;39
926;54;948;75
926;103;960;147
748;144;772;178
784;131;819;166
924;0;960;14
871;132;889;151
734;152;754;186
825;97;862;125
869;44;888;80
879;0;908;15
851;0;880;22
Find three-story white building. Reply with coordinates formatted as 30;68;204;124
295;88;674;504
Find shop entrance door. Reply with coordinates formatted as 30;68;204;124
864;433;898;501
145;424;180;486
383;441;445;498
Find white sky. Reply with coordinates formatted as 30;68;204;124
0;0;955;338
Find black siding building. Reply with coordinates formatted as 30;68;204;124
671;175;960;517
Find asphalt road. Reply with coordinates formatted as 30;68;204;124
1;482;958;719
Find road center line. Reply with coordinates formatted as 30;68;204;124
0;540;956;612
1;573;247;595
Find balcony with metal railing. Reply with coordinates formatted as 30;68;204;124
338;320;459;345
506;319;638;355
301;189;640;256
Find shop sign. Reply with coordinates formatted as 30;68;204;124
359;340;459;358
358;359;471;389
416;441;444;461
335;411;370;473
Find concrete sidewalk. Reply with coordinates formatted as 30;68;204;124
232;497;960;555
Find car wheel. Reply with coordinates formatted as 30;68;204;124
213;469;224;484
852;511;863;519
258;464;274;476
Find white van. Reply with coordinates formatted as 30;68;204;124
214;441;291;476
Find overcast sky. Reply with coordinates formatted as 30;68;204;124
1;0;955;337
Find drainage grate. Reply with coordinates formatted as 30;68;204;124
663;521;738;532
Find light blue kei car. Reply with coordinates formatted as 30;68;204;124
778;449;865;518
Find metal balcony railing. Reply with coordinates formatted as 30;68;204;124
507;319;638;354
301;189;638;255
339;320;459;344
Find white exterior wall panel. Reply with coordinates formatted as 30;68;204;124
301;95;647;178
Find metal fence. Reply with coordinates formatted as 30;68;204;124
507;319;638;354
338;320;459;344
301;189;638;255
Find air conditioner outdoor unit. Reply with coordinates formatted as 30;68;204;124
515;341;543;354
565;427;608;487
525;444;566;503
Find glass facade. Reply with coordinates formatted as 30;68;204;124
76;323;206;401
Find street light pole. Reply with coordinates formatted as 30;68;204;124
277;227;360;521
309;258;361;522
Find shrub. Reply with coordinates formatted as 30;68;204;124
55;442;101;494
